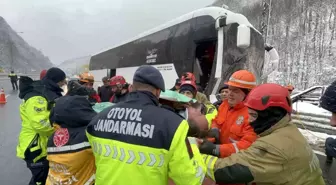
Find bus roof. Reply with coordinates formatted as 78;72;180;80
91;6;259;57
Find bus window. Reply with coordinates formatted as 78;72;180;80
194;41;216;91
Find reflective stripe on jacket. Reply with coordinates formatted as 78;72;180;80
86;91;206;185
17;96;55;162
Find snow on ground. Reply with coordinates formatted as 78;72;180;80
299;128;336;145
293;102;331;116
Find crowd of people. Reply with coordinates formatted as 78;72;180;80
15;65;336;185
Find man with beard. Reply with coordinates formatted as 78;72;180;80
109;75;129;103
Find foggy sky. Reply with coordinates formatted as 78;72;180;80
0;0;214;64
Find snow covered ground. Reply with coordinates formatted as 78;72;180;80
293;102;335;154
292;102;331;116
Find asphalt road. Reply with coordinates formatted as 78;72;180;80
0;79;335;185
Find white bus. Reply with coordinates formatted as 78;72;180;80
89;6;266;97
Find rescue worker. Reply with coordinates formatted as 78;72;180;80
181;72;210;104
98;76;114;102
8;70;18;90
86;65;206;185
40;69;47;80
170;78;181;91
109;75;129;103
213;84;229;109
202;83;325;185
200;70;257;158
79;72;101;104
47;80;97;185
179;80;217;130
17;67;66;185
320;79;336;164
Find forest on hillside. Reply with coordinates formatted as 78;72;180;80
215;0;336;89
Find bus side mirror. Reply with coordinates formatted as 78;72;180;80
237;24;250;49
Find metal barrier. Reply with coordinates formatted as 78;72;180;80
292;111;335;135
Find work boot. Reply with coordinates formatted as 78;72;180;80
326;155;333;164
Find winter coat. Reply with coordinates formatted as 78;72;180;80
205;115;325;185
47;95;97;185
211;100;257;158
321;80;336;113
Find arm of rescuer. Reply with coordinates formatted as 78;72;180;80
25;96;55;137
203;139;287;184
168;120;206;185
205;114;257;158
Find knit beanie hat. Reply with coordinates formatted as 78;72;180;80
45;67;66;83
180;84;197;97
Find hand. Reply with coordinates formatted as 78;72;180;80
197;139;220;157
208;128;220;144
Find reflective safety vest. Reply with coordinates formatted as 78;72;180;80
86;91;206;185
204;103;218;129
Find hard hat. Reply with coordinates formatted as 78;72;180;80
226;70;256;90
110;75;126;86
286;85;294;91
244;83;292;113
79;72;94;83
181;72;196;82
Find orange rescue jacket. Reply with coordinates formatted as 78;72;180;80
211;100;257;158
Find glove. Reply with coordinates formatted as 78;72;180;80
208;128;220;144
265;43;274;52
199;139;220;157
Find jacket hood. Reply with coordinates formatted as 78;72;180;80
50;95;97;128
18;76;35;99
19;76;63;102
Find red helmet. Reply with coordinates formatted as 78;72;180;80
180;80;197;90
110;76;126;86
244;83;292;113
181;72;196;82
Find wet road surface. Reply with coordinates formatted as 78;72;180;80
0;78;336;185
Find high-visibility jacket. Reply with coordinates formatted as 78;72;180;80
8;73;18;81
204;103;217;129
47;96;97;185
211;100;257;158
86;91;206;185
17;77;63;163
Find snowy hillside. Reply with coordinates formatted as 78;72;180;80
211;0;336;89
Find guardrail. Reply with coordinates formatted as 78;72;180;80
0;73;40;81
292;111;335;135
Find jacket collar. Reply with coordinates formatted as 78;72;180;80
126;91;159;106
259;114;291;137
226;100;245;110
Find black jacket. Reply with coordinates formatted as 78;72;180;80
48;95;97;155
19;76;63;110
87;91;184;150
98;85;114;102
321;80;336;113
111;92;129;103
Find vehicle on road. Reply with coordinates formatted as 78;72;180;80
89;6;270;96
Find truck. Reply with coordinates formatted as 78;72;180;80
89;6;268;99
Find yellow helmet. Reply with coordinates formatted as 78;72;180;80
79;72;94;83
